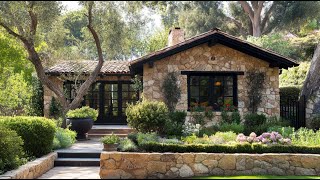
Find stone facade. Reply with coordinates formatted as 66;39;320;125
0;152;57;179
306;90;320;127
100;152;320;179
43;75;132;117
143;43;280;122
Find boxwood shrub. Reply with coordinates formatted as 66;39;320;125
0;116;56;157
138;142;320;154
0;126;25;174
280;86;301;105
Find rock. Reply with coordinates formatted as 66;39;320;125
193;163;209;174
182;154;194;164
202;160;218;169
295;167;316;175
236;158;246;171
268;167;285;175
179;165;194;178
252;168;267;175
211;168;224;175
218;155;236;170
147;161;167;174
104;159;117;170
301;156;320;169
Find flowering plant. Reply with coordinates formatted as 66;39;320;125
182;123;201;136
236;132;291;145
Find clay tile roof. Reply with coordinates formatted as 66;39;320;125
130;28;299;71
45;60;130;75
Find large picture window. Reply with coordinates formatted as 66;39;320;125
183;71;242;111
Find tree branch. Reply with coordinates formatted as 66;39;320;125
261;2;276;32
239;1;254;20
68;1;104;110
225;16;248;37
0;22;28;43
28;2;38;37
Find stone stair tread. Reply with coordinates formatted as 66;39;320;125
55;158;100;161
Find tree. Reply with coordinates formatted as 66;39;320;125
0;1;104;127
237;1;320;37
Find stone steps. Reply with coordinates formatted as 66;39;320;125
88;133;128;138
88;128;134;135
54;152;101;167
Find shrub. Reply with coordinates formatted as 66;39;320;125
243;113;267;135
268;126;295;138
126;99;168;134
66;106;98;121
219;122;245;134
0;126;26;174
101;133;120;144
181;134;198;144
118;138;138;152
127;132;138;145
237;132;291;145
136;132;158;145
291;128;320;146
221;110;240;124
161;72;181;112
139;141;320;154
182;123;201;136
49;97;62;119
231;111;241;124
214;131;237;142
279;86;301;105
53;128;77;150
0;116;56;157
198;125;219;137
164;111;187;136
159;138;183;145
310;114;320;130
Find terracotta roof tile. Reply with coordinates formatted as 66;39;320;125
45;60;130;75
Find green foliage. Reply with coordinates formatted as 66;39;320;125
181;134;198;144
243;113;267;135
0;116;56;157
0;126;26;174
136;132;158;145
131;75;143;92
291;128;320;146
53;128;77;150
199;125;219;137
143;28;168;53
101;133;120;144
189;108;205;126
118;138;138;152
280;86;302;104
0;68;32;116
126;99;168;134
66;106;98;121
280;62;310;87
219;123;245;134
310;114;320;130
164;111;187;137
28;76;44;116
246;71;265;113
159;138;183;145
268;126;295;138
161;72;181;112
49;97;62;119
221;110;241;124
127;132;138;145
139;141;320;154
213;131;237;143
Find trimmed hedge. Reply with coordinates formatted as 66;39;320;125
280;86;301;105
0;126;25;174
139;142;320;154
0;116;56;157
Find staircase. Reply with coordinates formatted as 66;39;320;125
88;125;134;138
55;151;101;167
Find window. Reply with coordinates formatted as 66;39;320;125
186;73;239;111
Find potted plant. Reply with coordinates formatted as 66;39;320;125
101;133;120;151
66;106;98;140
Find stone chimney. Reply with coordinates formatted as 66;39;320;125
168;27;185;46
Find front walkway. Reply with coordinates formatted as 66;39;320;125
38;138;103;179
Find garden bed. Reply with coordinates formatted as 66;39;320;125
100;152;320;179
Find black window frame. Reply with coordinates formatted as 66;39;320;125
182;71;244;111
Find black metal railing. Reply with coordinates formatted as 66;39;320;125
280;95;306;129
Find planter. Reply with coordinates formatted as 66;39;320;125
103;143;118;151
68;118;94;140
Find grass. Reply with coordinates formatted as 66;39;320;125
192;176;320;179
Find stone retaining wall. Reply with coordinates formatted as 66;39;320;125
100;152;320;179
0;152;57;179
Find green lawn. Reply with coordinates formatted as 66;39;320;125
192;176;320;179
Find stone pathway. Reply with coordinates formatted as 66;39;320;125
37;167;100;179
38;138;103;179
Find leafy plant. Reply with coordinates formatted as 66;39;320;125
118;138;138;152
246;71;265;113
291;128;320;146
101;133;120;144
66;106;98;121
181;133;198;144
53;128;77;150
0;116;56;157
310;114;320;130
131;75;143;92
161;72;181;112
49;96;62;119
219;122;244;134
164;111;187;137
136;132;159;145
243;113;267;135
268;126;295;138
0;126;26;174
213;131;237;143
182;123;201;136
126;99;168;134
237;132;291;145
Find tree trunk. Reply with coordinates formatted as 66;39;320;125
301;44;320;126
252;15;261;37
238;1;264;37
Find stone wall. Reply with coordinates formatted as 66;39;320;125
143;43;280;120
306;90;320;127
100;152;320;179
43;75;132;117
0;152;57;179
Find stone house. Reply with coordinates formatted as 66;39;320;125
45;28;298;125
